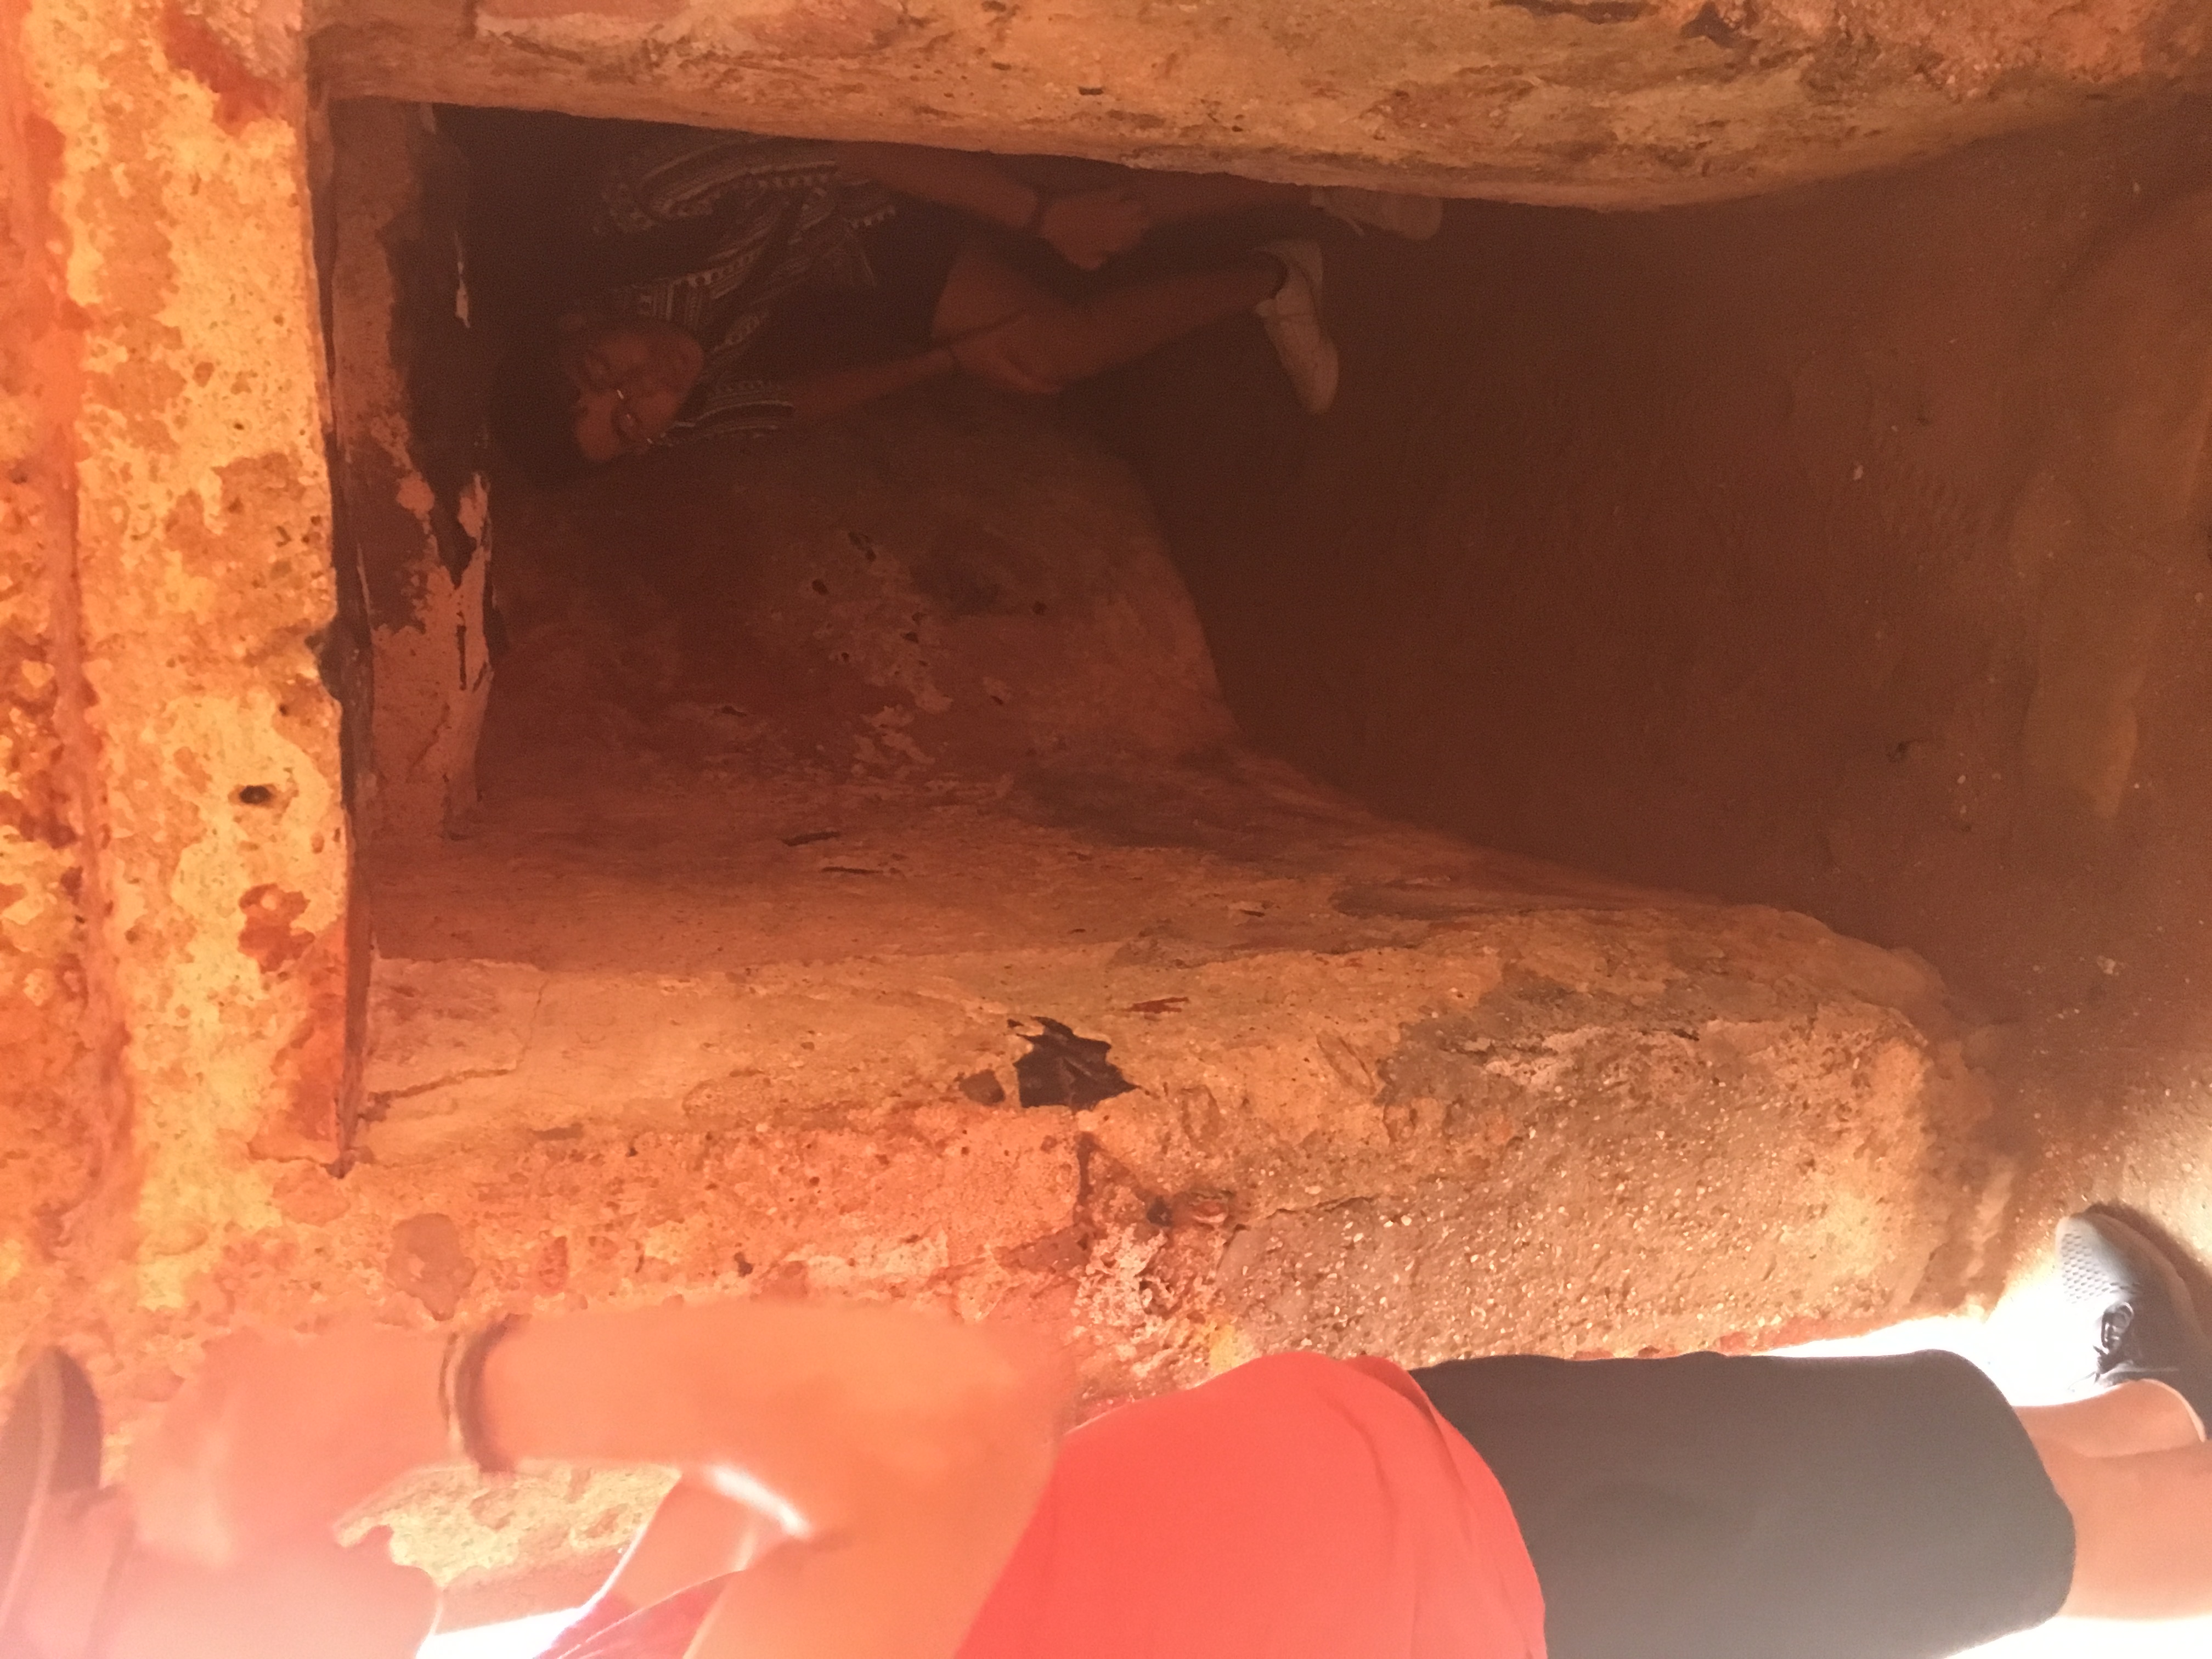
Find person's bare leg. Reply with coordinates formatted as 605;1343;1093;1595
2018;1382;2212;1618
1037;258;1279;379
2038;1434;2212;1618
930;240;1059;338
832;143;1039;230
932;241;1278;383
2018;1380;2204;1458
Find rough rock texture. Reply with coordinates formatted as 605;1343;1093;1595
0;0;353;1360
1092;93;2212;1287
10;0;2197;1610
337;393;1998;1590
307;0;2211;208
0;15;104;1337
329;99;494;845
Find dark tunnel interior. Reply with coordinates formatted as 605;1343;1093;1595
331;92;2212;1306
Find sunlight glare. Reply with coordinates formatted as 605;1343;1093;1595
419;1609;583;1659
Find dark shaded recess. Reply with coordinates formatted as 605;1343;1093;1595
388;129;492;586
311;119;374;817
1074;97;2212;1288
1079;104;2212;1030
310;188;377;1158
1015;1018;1136;1107
435;106;612;330
310;444;375;816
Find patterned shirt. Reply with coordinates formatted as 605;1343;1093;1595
578;128;901;444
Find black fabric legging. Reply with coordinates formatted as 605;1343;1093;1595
1412;1350;2076;1659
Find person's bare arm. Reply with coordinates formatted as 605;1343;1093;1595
784;346;957;426
787;318;1071;419
832;142;1149;270
488;1304;1060;1659
127;1301;1068;1659
832;142;1040;232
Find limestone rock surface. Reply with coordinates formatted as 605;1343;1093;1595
330;394;2001;1592
308;0;2212;207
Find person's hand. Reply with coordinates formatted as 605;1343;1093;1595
1035;187;1150;270
125;1325;448;1567
948;313;1066;397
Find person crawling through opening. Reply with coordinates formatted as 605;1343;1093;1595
10;1207;2212;1659
491;125;1447;477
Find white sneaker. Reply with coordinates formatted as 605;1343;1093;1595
1253;239;1338;415
1310;187;1445;241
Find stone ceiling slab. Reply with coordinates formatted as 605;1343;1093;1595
306;0;2210;206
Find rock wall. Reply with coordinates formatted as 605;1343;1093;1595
1096;93;2212;1276
7;0;2203;1607
309;0;2212;208
328;99;494;845
0;0;353;1355
342;388;2001;1598
0;10;105;1341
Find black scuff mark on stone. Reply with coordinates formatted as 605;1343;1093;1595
959;1069;1007;1104
1679;2;1748;47
1014;1018;1136;1108
782;828;842;846
1495;0;1645;19
1126;996;1188;1017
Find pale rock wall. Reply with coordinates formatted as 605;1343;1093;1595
1;0;352;1367
308;0;2211;210
353;879;1994;1601
0;19;104;1341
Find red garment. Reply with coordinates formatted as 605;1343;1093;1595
958;1353;1544;1659
540;1352;1545;1659
537;1583;725;1659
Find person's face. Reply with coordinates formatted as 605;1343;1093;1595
557;313;706;464
21;1491;438;1659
